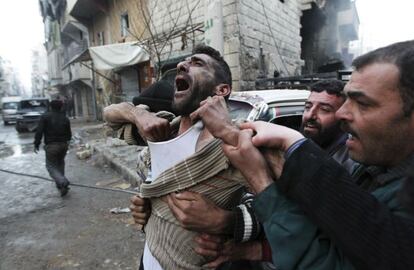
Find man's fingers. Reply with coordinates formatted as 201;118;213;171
130;195;147;206
237;129;255;149
166;195;186;221
173;191;199;201
189;107;202;122
129;204;145;213
194;233;224;258
204;256;229;268
239;121;256;130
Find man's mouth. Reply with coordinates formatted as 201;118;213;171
304;121;320;130
340;122;358;139
175;76;190;92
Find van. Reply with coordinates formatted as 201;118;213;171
1;96;22;125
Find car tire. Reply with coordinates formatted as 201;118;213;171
4;121;9;125
15;124;25;133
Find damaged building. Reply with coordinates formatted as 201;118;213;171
39;0;359;119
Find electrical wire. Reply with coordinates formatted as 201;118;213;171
0;168;138;195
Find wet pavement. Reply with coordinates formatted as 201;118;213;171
0;122;145;270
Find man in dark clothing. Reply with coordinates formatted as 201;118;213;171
208;40;414;269
34;99;72;196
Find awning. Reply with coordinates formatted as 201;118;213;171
64;42;149;70
89;42;149;70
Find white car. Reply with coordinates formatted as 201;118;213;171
228;89;310;130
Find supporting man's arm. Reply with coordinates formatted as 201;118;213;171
103;102;171;142
275;140;414;270
223;129;355;269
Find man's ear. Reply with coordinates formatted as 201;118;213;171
214;84;231;97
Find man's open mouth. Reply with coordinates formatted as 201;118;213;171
175;77;190;92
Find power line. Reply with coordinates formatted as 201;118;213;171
0;168;138;195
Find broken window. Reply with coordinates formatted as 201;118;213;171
121;13;129;37
97;31;105;46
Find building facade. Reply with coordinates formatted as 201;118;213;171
40;0;359;118
40;0;95;120
0;57;24;99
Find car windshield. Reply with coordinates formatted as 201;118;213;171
20;100;48;111
3;102;19;110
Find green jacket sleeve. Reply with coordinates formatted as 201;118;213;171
252;183;355;270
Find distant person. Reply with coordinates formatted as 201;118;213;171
34;100;72;196
66;94;75;119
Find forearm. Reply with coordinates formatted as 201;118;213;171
34;118;44;146
103;102;148;126
253;183;354;270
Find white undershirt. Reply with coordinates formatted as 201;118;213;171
143;242;164;270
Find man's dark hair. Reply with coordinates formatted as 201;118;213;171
132;80;174;112
192;44;232;89
50;100;63;112
310;79;345;98
352;40;414;116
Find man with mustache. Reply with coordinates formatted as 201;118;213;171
104;45;251;270
301;79;354;171
207;40;414;269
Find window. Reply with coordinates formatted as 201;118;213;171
97;31;105;46
121;13;129;37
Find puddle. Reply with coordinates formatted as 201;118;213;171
0;144;34;158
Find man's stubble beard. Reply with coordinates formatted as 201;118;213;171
172;84;215;116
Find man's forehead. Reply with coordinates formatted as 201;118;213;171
308;91;344;104
187;53;214;62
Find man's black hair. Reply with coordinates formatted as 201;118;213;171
192;44;232;88
310;79;345;98
50;100;63;112
132;80;174;112
352;40;414;116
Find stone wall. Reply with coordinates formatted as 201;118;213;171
150;0;306;91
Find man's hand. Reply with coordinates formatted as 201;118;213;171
240;121;304;151
133;107;171;142
129;195;151;226
194;234;263;268
34;145;39;154
190;96;239;146
166;191;234;234
222;129;274;194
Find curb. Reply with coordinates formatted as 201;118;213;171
91;143;142;187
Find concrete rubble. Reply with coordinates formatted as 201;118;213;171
74;122;144;187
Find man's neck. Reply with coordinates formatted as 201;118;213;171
178;115;214;151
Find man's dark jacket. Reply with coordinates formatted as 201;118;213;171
34;111;72;147
253;140;414;270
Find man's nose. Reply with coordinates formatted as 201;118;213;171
307;106;317;119
336;100;352;121
177;61;189;73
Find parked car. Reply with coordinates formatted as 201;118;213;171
15;98;49;133
1;96;22;125
228;89;310;130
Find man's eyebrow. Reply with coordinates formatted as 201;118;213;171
190;56;206;63
318;102;335;109
345;90;366;99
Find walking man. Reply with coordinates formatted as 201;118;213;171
34;99;72;196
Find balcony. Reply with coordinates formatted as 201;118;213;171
69;0;108;21
62;62;91;85
337;1;359;42
47;49;63;86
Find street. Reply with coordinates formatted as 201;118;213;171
0;123;145;270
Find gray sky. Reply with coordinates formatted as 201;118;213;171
0;0;44;92
355;0;414;50
0;0;413;92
